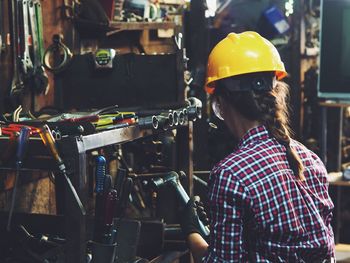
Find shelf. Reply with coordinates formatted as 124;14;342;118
158;0;185;4
107;21;177;36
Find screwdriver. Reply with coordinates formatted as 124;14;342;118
39;124;85;216
39;124;66;172
7;126;31;231
93;155;106;242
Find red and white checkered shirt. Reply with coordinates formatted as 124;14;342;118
203;125;335;262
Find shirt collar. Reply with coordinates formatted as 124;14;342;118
237;125;270;149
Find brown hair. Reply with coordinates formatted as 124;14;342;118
214;76;305;180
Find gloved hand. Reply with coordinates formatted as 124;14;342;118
180;196;209;237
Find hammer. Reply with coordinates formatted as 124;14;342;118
152;171;210;238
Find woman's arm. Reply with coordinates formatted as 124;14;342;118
187;233;209;263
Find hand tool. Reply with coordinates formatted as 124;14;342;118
102;189;117;244
50;123;91;137
7;126;31;231
93;157;118;245
95;156;106;194
193;175;208;188
93;48;116;69
28;0;49;95
94;122;129;131
93;155;107;242
39;124;85;216
34;0;44;61
47;112;99;123
0;0;6;56
9;0;25;102
1;123;39;165
130;179;146;210
2;123;40;136
114;167;127;199
151;171;210;238
21;0;34;77
115;177;133;218
92;112;136;130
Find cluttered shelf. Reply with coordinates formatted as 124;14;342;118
107;21;178;36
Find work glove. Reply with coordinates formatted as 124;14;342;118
180;196;210;238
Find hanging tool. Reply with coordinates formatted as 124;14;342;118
93;49;116;69
9;0;25;102
21;0;34;77
114;167;127;200
28;0;49;94
151;171;210;238
39;124;85;216
34;0;44;61
0;0;6;56
43;34;73;74
7;126;31;231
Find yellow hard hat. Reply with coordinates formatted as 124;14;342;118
205;31;287;94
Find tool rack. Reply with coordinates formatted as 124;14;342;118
0;122;194;262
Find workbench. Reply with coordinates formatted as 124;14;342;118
0;123;194;262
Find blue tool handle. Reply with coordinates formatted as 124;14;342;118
16;126;31;166
95;156;106;193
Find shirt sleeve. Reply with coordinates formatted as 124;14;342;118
203;168;249;263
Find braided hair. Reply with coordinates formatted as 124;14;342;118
214;72;305;180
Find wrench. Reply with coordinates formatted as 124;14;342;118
21;0;34;76
0;0;5;55
28;0;48;94
10;0;25;101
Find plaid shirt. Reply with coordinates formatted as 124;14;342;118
203;125;334;262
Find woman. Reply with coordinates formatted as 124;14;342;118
181;31;335;262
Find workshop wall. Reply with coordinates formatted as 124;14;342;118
0;0;67;214
0;0;184;216
0;0;66;113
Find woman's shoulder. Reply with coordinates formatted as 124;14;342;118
290;139;323;162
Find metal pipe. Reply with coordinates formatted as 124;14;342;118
176;110;185;125
138;116;159;130
160;112;174;127
156;116;170;131
172;111;179;126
